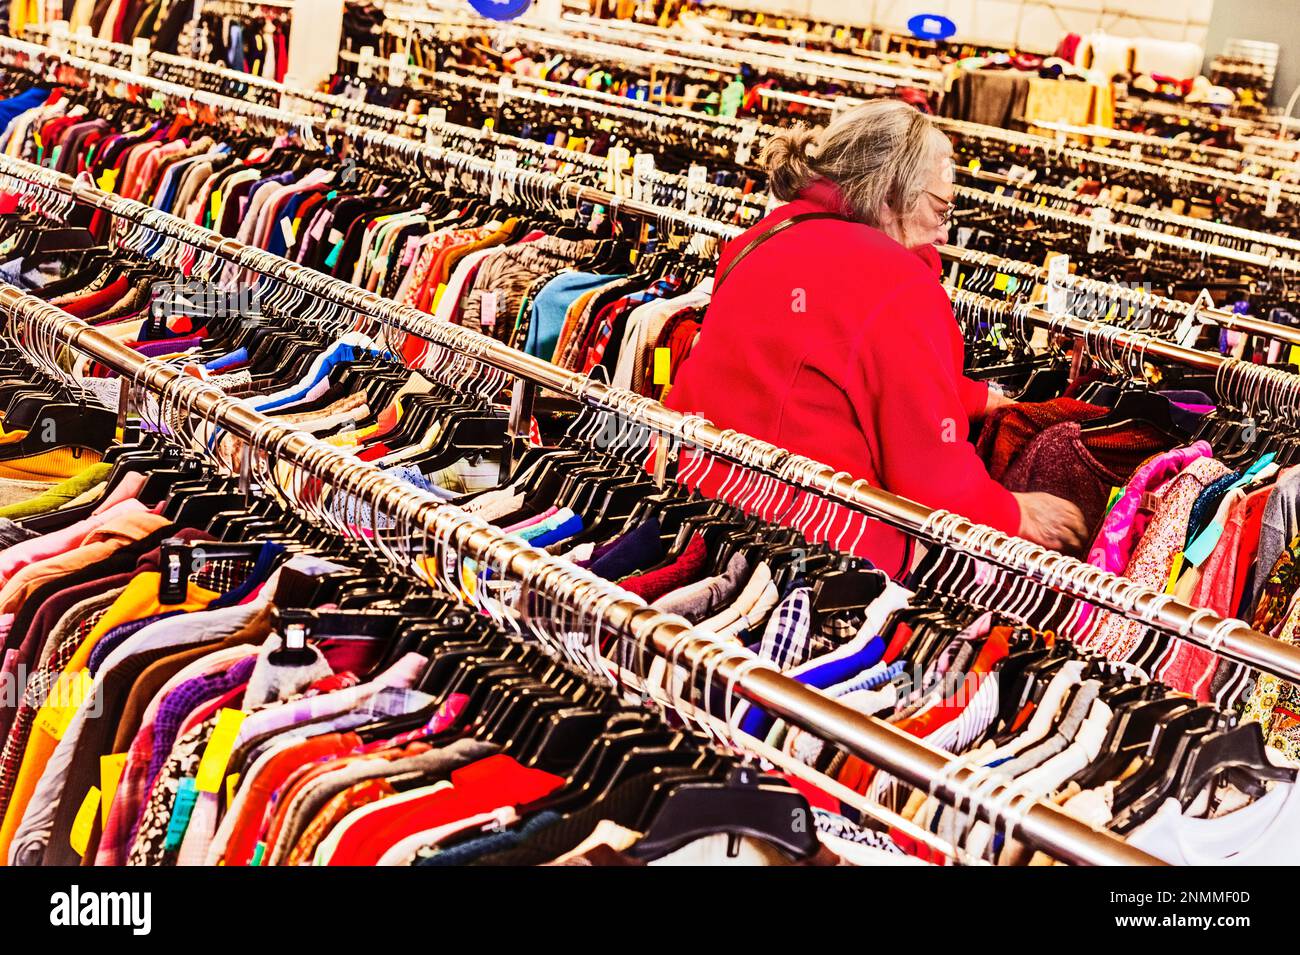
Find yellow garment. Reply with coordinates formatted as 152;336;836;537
0;571;218;862
1024;77;1096;136
0;447;103;482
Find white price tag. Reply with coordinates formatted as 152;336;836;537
632;152;654;201
388;52;407;87
425;107;447;149
1266;179;1281;217
131;37;150;75
279;217;296;246
687;164;707;212
605;145;630;193
497;75;514;106
1173;287;1214;346
358;46;376;79
1087;207;1113;254
480;290;498;330
1047;252;1069;317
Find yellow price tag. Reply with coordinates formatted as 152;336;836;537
97;167;119;192
226;773;241;807
194;708;247;793
993;273;1010;291
653;347;672;386
1165;552;1186;594
1288;344;1300;367
967;158;981;173
100;753;127;828
70;787;100;857
35;670;93;741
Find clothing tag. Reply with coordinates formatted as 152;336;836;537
1288;344;1300;368
431;282;448;313
0;235;16;258
328;228;344;246
131;37;150;74
100;753;127;828
1046;252;1069;316
1173;288;1214;347
357;45;376;79
993;272;1010;291
1129;142;1143;159
148;94;165;111
69;787;100;858
194;708;248;793
653;347;671;386
1266;179;1281;217
279;216;296;246
967;158;981;174
480;290;498;329
35;670;93;741
1165;551;1186;593
226;772;241;807
1086;206;1112;254
387;52;407;87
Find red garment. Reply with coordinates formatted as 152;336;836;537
323;754;564;866
619;533;707;602
57;276;130;318
664;178;1019;577
976;397;1106;481
221;732;361;866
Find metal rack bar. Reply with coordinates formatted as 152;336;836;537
955;183;1300;272
0;282;1159;867
936;243;1300;348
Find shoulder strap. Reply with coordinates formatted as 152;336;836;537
714;212;849;292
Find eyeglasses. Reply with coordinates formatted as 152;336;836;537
924;190;956;225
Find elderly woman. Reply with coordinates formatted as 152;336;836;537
666;100;1085;575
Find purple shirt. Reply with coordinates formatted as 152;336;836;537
145;654;258;791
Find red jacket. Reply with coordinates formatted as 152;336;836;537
665;178;1021;576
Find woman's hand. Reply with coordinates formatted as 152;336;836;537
1014;492;1088;553
983;388;1017;418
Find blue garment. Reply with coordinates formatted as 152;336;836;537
205;347;249;371
208;542;286;608
265;192;312;258
0;87;49;133
590;517;663;580
739;636;887;738
529;513;584;548
415;811;562;866
87;614;180;675
524;272;620;361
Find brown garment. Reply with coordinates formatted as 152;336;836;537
976;397;1107;481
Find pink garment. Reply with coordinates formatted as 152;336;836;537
503;506;559;534
1088;454;1231;661
0;498;148;589
91;471;148;515
1085;441;1215;577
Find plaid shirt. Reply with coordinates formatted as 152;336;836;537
758;586;813;672
0;602;111;821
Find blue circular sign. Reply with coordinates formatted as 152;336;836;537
469;0;532;20
907;13;957;40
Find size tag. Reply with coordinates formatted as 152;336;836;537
70;787;100;857
194;708;247;793
480;290;498;330
100;753;127;828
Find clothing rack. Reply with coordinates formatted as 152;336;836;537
8;35;763;216
1028;120;1300;175
5;153;1300;703
0;255;1160;869
954;183;1300;273
959;166;1300;257
937;243;1300;350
